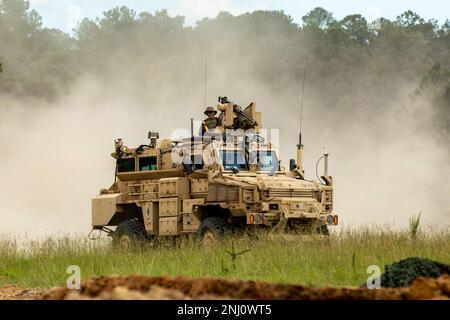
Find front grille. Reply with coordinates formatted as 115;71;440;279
263;189;319;199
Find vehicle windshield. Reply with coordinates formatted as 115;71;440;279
220;150;248;171
249;150;279;172
220;149;279;172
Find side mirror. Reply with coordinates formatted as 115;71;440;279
148;131;159;147
289;159;296;171
148;131;160;139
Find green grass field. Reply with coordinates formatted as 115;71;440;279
0;227;449;289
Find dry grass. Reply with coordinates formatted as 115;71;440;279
0;226;449;289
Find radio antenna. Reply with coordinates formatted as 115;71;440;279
297;56;308;146
204;56;208;108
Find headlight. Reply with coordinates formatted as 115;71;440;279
248;213;263;224
326;215;339;225
326;215;334;224
257;202;269;212
269;203;279;210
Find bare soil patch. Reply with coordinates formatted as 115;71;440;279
29;274;449;300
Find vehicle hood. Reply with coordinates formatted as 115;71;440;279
217;173;322;191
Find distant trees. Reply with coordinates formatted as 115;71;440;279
302;7;335;30
0;0;75;99
338;14;371;45
0;1;448;142
419;62;450;144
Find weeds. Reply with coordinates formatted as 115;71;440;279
409;212;422;241
221;241;251;273
351;252;356;279
0;226;449;289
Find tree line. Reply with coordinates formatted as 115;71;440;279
0;0;448;143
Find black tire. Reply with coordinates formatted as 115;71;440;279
320;224;330;236
198;217;229;244
113;218;147;248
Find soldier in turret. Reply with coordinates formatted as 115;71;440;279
201;106;222;135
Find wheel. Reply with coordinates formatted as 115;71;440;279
113;218;147;249
198;217;229;246
320;224;330;236
307;220;330;236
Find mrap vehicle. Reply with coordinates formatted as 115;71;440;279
90;97;338;246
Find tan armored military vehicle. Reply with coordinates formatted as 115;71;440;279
91;97;338;246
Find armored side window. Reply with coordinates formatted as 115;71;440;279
221;150;248;171
249;150;278;172
117;158;135;172
191;154;204;170
139;156;157;171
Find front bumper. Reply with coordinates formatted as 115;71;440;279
246;199;338;226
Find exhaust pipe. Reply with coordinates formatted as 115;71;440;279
295;132;305;179
296;145;304;171
323;147;329;177
321;147;332;186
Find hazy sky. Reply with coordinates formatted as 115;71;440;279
29;0;449;32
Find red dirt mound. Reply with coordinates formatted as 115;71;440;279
41;274;450;300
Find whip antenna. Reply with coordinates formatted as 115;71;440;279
204;56;208;108
297;56;308;146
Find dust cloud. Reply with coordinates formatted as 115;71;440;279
0;73;448;236
0;23;449;236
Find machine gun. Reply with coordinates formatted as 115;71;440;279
218;96;258;130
